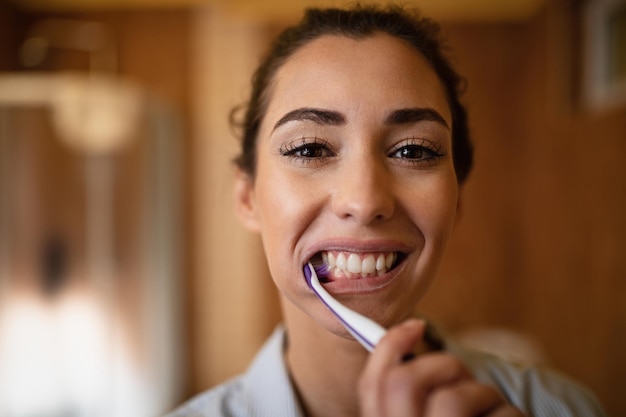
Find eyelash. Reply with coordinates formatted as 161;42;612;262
279;137;334;163
388;137;445;166
278;136;445;166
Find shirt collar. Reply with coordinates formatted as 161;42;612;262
242;325;304;417
240;321;445;417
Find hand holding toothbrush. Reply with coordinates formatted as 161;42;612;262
305;263;524;417
358;320;526;417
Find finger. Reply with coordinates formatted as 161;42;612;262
380;318;427;363
383;354;473;417
362;319;427;385
382;365;426;416
358;319;426;417
487;405;527;417
424;380;512;417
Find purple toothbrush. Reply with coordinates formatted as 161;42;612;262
304;262;387;352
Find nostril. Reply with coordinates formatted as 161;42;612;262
330;162;395;223
334;199;394;224
332;187;394;224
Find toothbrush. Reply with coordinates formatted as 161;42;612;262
304;262;387;352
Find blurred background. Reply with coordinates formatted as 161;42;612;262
0;0;624;416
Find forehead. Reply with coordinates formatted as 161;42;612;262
264;33;452;127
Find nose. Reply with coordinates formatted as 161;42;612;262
330;157;395;225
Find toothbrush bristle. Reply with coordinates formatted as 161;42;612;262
304;261;329;288
313;263;330;278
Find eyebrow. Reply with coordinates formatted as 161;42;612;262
272;106;449;131
273;108;346;131
385;108;450;129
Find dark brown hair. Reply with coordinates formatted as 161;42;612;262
233;4;473;184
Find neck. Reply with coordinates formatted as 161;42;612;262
282;300;368;417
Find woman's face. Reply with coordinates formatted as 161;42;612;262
236;33;459;337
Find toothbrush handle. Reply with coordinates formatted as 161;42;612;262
306;263;387;352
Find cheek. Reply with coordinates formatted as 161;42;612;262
253;166;320;278
256;169;315;231
408;175;459;247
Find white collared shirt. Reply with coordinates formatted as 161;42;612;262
167;326;606;417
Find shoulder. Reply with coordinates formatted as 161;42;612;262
164;376;247;417
164;326;302;417
452;343;607;417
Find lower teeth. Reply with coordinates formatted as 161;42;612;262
330;267;388;280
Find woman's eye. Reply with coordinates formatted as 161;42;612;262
388;140;444;165
394;146;425;159
292;144;328;158
279;138;333;161
390;145;438;160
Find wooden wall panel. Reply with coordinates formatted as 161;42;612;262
190;6;281;392
422;3;626;415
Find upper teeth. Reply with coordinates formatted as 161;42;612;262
321;251;397;278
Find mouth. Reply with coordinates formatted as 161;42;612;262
310;250;406;283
